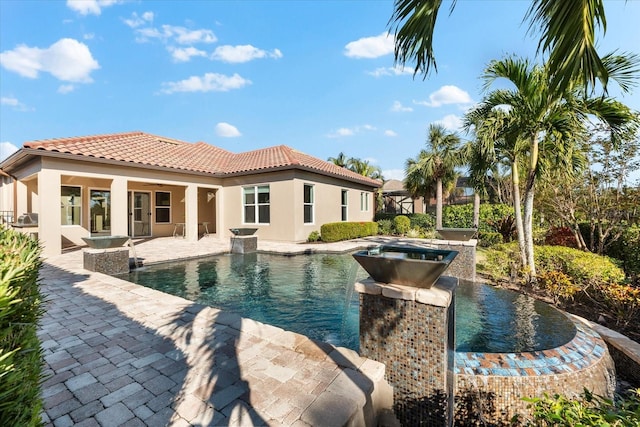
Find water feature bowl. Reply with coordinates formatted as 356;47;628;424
229;228;258;236
82;235;130;249
352;245;458;288
436;228;477;241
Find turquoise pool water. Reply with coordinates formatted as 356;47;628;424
119;252;576;352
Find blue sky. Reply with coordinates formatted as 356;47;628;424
1;0;639;182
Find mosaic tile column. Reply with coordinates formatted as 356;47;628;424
356;276;457;426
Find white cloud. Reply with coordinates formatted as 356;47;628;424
123;11;154;28
327;124;376;138
83;33;95;40
1;97;19;106
391;101;413;112
327;128;355;138
160;72;251;94
367;66;412;77
0;38;99;83
137;25;217;44
1;142;19;161
414;85;473;107
58;84;75;94
384;130;398;137
169;46;207;63
436;114;463;131
1;96;31;111
66;0;121;16
215;122;241;137
211;45;282;63
382;169;405;181
344;32;394;59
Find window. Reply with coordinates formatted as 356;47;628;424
303;184;314;224
244;185;270;224
155;191;171;223
360;192;369;211
61;186;82;225
341;190;348;221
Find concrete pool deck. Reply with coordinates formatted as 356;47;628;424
38;236;396;427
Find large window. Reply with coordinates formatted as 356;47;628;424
155;191;171;223
61;186;82;225
360;192;369;212
244;185;270;224
303;184;314;224
341;190;348;221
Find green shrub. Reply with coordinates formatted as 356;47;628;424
376;219;393;235
408;213;435;231
320;221;378;243
0;227;44;427
522;388;640;426
534;245;625;290
307;230;321;242
477;231;503;248
443;204;474;228
607;225;640;285
393;215;410;235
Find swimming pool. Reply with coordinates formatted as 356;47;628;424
119;252;576;352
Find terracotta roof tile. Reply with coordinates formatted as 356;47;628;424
21;132;380;187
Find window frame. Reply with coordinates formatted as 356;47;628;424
154;191;171;224
243;185;270;224
303;183;314;224
341;190;348;221
360;192;369;212
61;185;82;226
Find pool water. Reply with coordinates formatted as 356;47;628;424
118;252;576;352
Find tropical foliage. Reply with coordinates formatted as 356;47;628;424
522;388;640;426
404;124;465;229
388;0;639;96
465;55;638;280
0;227;44;427
328;152;384;180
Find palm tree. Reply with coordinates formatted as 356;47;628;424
328;152;349;168
466;55;639;279
389;0;639;96
406;124;464;229
347;158;384;180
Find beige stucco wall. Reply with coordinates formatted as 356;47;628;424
6;153;378;254
222;170;377;242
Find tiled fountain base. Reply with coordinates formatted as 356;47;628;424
454;316;616;424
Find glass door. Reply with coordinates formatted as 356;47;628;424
90;189;111;235
128;191;151;237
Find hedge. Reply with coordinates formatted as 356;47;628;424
0;226;44;426
320;221;378;242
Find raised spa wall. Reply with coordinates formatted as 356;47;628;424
356;274;616;426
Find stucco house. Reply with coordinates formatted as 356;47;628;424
0;131;381;256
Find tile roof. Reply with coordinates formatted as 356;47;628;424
20;131;381;187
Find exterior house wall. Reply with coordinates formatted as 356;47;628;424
222;170;376;242
222;171;297;241
16;157;223;255
292;171;376;242
0;174;15;224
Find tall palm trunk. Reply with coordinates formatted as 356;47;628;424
436;178;443;229
473;192;480;228
511;162;527;267
523;136;539;281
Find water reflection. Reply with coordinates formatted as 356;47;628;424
120;253;576;353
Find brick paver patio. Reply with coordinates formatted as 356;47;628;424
38;237;393;426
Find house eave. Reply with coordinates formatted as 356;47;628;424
223;164;381;188
1;148;224;179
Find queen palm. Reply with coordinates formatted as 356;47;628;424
466;55;638;279
327;152;349;168
347;158;384;180
389;0;638;96
405;124;464;229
